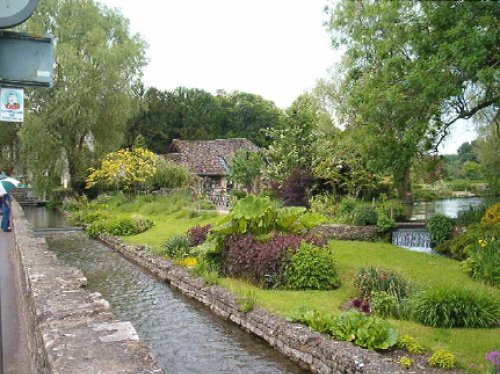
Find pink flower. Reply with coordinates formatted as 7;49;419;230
486;351;500;365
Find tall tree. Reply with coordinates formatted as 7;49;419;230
326;0;499;203
477;112;500;193
21;0;146;193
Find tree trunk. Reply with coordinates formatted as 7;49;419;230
396;167;414;206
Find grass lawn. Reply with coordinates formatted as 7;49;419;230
220;241;500;373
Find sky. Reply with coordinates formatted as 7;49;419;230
98;0;475;154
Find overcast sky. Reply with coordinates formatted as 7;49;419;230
98;0;474;154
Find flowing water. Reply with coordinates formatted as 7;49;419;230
22;207;306;374
391;229;432;254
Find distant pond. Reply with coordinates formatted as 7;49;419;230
409;196;500;221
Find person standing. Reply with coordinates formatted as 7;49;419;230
1;193;11;232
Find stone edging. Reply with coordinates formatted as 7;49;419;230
99;235;406;374
11;201;162;374
311;224;382;241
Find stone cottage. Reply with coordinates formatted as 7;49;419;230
165;138;259;193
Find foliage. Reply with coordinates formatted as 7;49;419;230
477;116;500;194
435;223;500;260
397;335;426;355
410;287;500;328
86;215;153;239
399;356;414;370
86;148;157;191
150;157;193;190
164;235;192;259
376;212;396;233
326;1;499;203
195;196;216;210
288;309;398;351
456;205;487;226
428;350;457;370
238;290;257;313
462;238;499;287
187;224;213;247
351;206;378;226
427;214;454;245
227;150;265;193
330;312;398;351
22;0;146;193
127;87;283;153
178;256;198;268
371;291;408;320
221;234;326;288
265;93;330;180
483;204;500;224
278;167;315;207
284;243;340;291
354;267;412;302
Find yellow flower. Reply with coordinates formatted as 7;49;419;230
179;257;198;268
478;239;487;248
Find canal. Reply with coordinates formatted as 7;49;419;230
22;206;306;374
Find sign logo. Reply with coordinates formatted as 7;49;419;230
0;87;24;122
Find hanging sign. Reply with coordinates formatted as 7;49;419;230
0;87;24;122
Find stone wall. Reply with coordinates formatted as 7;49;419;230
311;224;382;241
99;235;406;374
11;201;162;374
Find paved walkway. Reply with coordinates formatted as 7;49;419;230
0;231;30;374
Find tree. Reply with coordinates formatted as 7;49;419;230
326;0;499;203
457;141;478;164
266;93;332;181
21;0;146;194
126;87;283;153
477;113;500;193
86;147;156;192
227;149;264;193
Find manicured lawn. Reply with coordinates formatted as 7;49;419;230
123;211;220;250
221;241;500;373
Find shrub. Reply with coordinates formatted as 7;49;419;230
427;214;454;245
221;233;326;288
330;312;398;351
428;349;457;369
376;212;396;233
435;223;500;260
397;335;426;354
150;158;193;190
483;203;500;224
354;267;412;302
371;291;403;319
196;196;216;210
399;356;414;369
351;206;378;226
164;235;191;258
285;242;340;291
238;290;257;313
462;238;499;286
85;215;153;238
456;204;487;226
411;287;500;328
279;167;314;207
187;224;213;247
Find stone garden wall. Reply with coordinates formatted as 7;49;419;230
11;201;162;374
311;224;382;241
99;235;406;374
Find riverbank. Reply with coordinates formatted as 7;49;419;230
10;201;162;373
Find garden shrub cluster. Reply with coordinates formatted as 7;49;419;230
288;309;398;351
482;203;500;224
456;204;487;226
354;267;412;302
410;287;499;328
427;214;454;245
462;238;499;287
187;224;213;247
86;215;153;238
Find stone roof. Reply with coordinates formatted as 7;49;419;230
166;138;259;176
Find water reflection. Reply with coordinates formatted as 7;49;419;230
410;196;500;220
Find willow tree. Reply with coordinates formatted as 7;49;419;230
20;0;146;193
326;0;499;203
